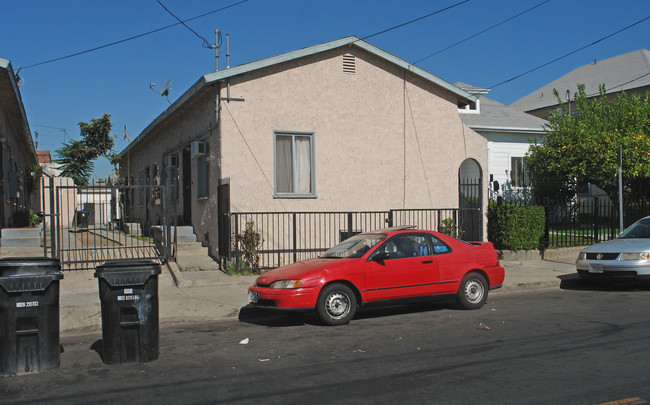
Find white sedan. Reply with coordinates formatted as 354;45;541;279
576;216;650;281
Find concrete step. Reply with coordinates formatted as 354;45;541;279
176;233;197;243
154;226;198;243
0;236;41;247
1;227;42;238
176;255;220;271
176;242;209;256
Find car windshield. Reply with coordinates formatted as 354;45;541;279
619;218;650;239
320;234;386;259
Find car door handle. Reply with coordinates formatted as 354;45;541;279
421;260;433;264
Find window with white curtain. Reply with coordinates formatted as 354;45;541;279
274;132;315;197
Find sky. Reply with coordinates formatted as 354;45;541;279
1;0;648;179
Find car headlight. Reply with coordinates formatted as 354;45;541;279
270;279;303;289
620;252;650;260
577;252;586;260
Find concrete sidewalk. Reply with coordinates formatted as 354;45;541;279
0;246;579;335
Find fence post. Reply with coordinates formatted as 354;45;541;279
292;213;297;264
234;214;240;272
593;197;600;243
347;212;353;239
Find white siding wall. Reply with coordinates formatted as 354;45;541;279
487;140;532;186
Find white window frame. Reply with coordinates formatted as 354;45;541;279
273;131;316;198
458;99;480;114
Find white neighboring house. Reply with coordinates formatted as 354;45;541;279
456;83;548;202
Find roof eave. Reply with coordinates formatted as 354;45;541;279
0;58;37;166
468;125;547;134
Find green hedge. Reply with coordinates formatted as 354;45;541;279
487;201;545;251
11;209;40;227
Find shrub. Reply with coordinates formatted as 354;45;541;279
12;209;40;227
439;217;463;238
238;222;263;270
487;201;545;251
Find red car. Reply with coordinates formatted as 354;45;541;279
247;227;505;325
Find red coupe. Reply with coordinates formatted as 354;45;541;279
248;227;505;325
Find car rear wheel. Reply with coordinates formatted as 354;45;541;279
456;272;488;310
316;283;357;326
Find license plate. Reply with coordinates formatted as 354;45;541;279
588;263;604;273
248;290;259;304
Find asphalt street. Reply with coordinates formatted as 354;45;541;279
3;279;650;405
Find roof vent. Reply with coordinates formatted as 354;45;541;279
343;54;356;74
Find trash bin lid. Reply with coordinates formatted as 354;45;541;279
94;259;161;287
0;257;63;293
0;257;62;277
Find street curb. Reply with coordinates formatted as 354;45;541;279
166;261;183;287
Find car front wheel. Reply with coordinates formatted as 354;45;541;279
316;283;357;326
456;272;488;310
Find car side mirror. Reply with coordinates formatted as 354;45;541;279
372;251;390;262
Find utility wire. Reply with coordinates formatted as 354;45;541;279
155;0;214;48
587;72;650;97
412;0;550;65
22;0;248;69
359;0;470;41
489;15;650;89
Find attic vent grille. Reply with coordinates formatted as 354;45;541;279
342;54;356;74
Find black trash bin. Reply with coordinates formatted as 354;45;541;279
76;210;88;230
94;260;161;365
0;257;63;377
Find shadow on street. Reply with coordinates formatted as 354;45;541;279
238;297;455;327
559;274;650;292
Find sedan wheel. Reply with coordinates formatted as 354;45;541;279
316;284;358;326
456;272;488;310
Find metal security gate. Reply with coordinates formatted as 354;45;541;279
459;178;482;241
42;178;172;270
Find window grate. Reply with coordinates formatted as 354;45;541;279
343;54;356;74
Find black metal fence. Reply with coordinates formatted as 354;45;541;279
42;178;172;270
544;197;618;247
229;207;481;270
498;196;650;248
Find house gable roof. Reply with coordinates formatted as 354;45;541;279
510;49;650;113
456;82;548;134
121;36;475;158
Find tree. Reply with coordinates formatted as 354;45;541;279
55;113;116;186
526;84;650;203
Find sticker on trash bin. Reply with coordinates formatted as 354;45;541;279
16;301;39;308
118;295;141;301
124;288;133;294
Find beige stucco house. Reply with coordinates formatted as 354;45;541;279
118;37;489;261
0;57;38;228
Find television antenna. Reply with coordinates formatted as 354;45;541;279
149;80;172;104
115;124;130;142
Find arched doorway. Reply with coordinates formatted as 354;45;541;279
459;159;483;240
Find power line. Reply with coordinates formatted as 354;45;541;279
412;0;550;65
155;0;214;48
489;15;650;89
587;72;650;97
359;0;470;42
22;0;248;69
